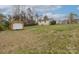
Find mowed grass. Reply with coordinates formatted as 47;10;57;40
0;24;79;53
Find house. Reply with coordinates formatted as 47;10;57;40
37;16;50;25
38;19;50;25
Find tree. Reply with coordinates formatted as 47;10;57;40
35;13;39;23
0;14;5;21
12;5;21;16
0;13;9;31
43;15;49;22
12;5;26;21
50;20;56;25
23;8;36;26
27;8;33;20
68;13;78;24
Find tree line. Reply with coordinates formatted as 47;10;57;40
0;6;78;31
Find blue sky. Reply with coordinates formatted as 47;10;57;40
0;5;79;20
53;5;79;15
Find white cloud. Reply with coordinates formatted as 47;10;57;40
0;5;12;15
52;14;66;20
43;12;66;20
14;5;64;20
32;5;62;13
0;5;12;11
0;5;62;16
43;12;54;18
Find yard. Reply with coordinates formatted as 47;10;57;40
0;24;79;53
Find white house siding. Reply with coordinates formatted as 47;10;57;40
38;21;50;25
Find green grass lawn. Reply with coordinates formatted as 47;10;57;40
0;24;79;54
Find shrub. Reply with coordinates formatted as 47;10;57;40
2;21;9;28
24;20;37;26
0;23;5;31
0;20;9;31
50;20;56;25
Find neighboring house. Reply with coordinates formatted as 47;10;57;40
62;20;68;24
38;19;50;25
56;20;63;24
37;15;50;25
62;18;78;24
74;19;79;23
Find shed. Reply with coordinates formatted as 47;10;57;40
9;19;24;30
